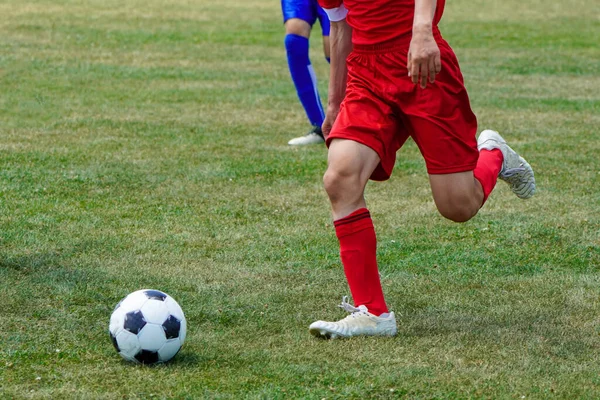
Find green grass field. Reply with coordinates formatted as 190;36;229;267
1;0;599;398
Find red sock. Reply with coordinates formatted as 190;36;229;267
334;208;388;316
473;149;503;205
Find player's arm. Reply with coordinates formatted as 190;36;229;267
319;3;352;137
408;0;442;88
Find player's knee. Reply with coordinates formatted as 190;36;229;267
323;168;359;204
284;18;311;37
435;197;479;223
323;168;342;200
437;205;473;223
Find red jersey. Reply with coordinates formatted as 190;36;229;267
318;0;445;45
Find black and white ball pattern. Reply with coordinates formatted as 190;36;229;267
109;289;187;364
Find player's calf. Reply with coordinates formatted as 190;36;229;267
429;172;484;223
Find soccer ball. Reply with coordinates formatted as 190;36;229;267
109;289;187;365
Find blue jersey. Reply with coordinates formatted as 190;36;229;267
281;0;330;36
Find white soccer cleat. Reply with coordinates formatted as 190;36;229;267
309;296;397;339
478;129;536;199
288;127;325;146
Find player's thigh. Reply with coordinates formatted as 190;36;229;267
327;55;407;181
282;0;317;37
327;139;381;187
397;42;478;175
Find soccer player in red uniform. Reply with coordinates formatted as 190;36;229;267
308;0;536;338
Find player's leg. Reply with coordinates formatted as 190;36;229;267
281;0;326;145
429;131;535;223
406;40;534;223
408;110;487;222
309;139;397;339
324;140;385;312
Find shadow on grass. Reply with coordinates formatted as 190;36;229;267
112;351;205;368
167;351;205;367
0;251;62;273
0;239;107;274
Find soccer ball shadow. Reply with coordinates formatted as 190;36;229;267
160;351;203;367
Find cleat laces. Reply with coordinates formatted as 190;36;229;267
338;296;368;318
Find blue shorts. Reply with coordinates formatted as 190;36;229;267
281;0;330;36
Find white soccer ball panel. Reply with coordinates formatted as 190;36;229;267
120;352;137;363
138;323;167;352
140;299;170;324
158;338;182;362
164;296;185;321
109;307;125;335
116;330;141;359
179;317;187;344
118;290;149;312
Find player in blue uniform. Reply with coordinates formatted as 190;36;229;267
282;0;330;145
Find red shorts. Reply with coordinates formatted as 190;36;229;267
326;35;478;181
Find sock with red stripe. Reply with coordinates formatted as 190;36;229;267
473;149;503;205
334;208;389;316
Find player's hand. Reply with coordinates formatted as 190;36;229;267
322;105;340;139
407;26;442;89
